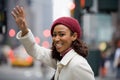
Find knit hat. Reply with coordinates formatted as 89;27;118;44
51;17;82;39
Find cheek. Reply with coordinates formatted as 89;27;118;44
68;40;73;46
63;37;73;45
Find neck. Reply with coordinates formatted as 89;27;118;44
60;47;72;57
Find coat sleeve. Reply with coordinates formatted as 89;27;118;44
16;29;57;69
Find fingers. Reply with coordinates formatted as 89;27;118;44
11;10;17;19
16;6;22;13
11;6;24;19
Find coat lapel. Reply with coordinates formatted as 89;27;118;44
54;49;77;80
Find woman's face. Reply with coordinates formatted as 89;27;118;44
52;24;77;53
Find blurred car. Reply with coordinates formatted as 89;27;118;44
3;45;34;67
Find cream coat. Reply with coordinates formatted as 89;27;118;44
16;29;95;80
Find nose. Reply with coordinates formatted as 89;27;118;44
53;35;60;41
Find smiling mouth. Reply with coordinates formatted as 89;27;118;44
55;43;62;49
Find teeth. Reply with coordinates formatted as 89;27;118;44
56;44;62;47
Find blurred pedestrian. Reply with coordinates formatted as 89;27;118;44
98;42;108;78
113;39;120;79
11;6;95;80
100;50;107;77
109;47;115;72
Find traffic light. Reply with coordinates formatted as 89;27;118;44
70;0;93;16
80;0;93;9
73;0;82;24
73;0;93;23
98;0;118;13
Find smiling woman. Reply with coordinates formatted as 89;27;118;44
11;6;95;80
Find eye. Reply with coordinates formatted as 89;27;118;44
52;33;57;37
59;33;65;37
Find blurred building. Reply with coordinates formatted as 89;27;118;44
71;0;119;50
6;0;53;48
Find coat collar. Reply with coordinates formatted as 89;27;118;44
57;49;77;66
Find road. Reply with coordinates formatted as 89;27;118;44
0;61;117;80
0;61;54;80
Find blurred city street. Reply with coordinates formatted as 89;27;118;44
0;0;120;80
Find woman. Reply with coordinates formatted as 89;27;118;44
11;6;95;80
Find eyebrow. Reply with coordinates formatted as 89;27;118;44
53;30;66;34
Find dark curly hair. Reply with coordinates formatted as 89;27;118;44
51;38;88;61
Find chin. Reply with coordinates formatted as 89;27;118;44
57;50;62;53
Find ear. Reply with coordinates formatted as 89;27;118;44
72;32;77;41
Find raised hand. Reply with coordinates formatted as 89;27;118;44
11;6;28;36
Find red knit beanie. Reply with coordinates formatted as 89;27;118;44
51;17;82;39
